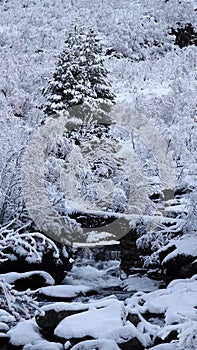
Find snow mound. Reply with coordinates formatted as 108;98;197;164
0;321;9;332
102;321;147;347
7;319;42;346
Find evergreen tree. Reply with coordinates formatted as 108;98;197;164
43;27;115;120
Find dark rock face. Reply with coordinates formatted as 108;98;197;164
163;254;197;283
119;230;144;276
154;330;178;346
36;307;88;340
118;337;144;350
127;312;141;327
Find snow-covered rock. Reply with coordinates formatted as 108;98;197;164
36;302;90;339
126;275;197;348
54;300;125;341
0;271;55;291
37;284;95;300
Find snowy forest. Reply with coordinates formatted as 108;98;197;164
0;0;196;349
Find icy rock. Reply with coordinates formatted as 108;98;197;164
0;271;55;291
159;235;197;282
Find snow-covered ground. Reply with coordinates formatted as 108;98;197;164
0;0;196;349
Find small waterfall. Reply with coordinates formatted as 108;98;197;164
74;246;121;267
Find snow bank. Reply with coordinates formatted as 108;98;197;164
0;309;15;323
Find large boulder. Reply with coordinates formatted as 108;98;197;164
0;271;55;291
159;235;197;282
36;302;89;340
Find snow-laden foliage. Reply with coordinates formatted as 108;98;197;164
0;278;40;322
43;26;114;119
0;221;60;263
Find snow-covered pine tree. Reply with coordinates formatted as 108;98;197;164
43;27;115;121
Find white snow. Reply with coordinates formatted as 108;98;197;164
126;275;197;348
0;309;15;323
38;284;92;299
102;321;147;347
7;319;42;346
148;344;177;350
0;321;9;332
54;300;125;340
39;301;88;314
23;340;63;350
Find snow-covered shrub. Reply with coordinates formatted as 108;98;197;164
0;278;40;322
0;221;60;264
